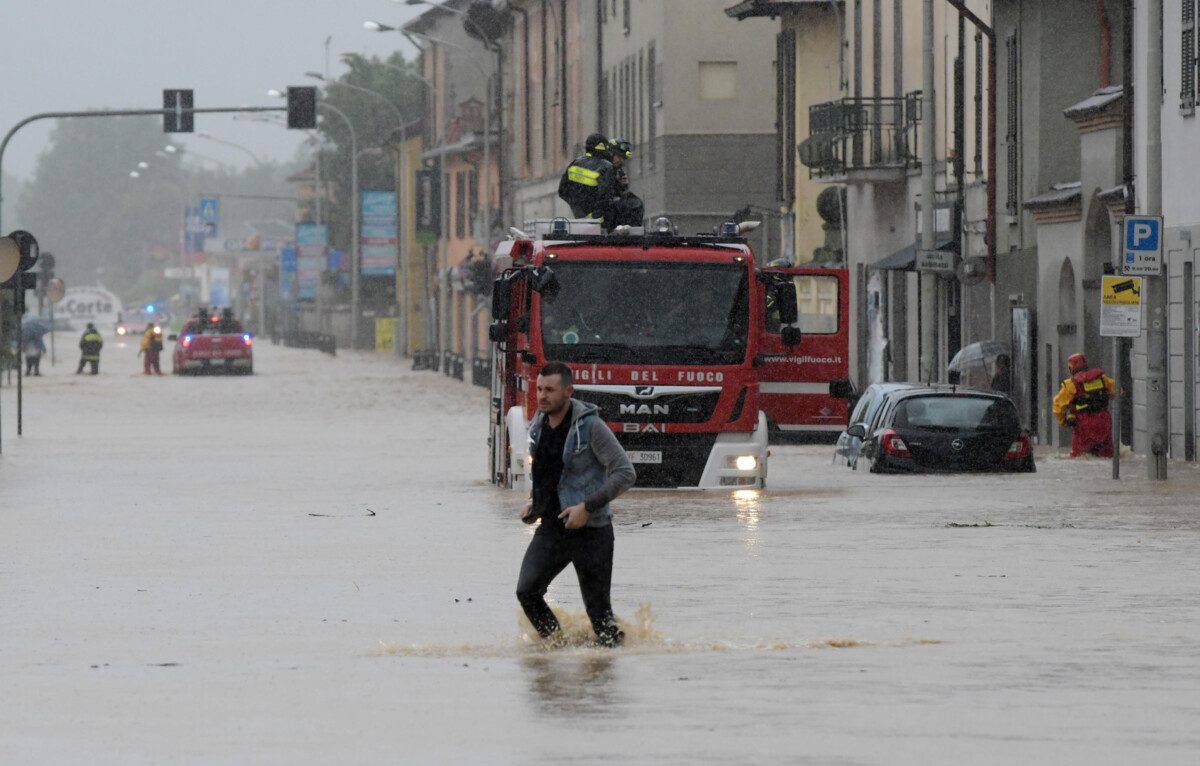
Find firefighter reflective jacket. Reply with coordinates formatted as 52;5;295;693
557;153;616;221
1053;368;1114;426
79;330;104;361
1071;368;1113;413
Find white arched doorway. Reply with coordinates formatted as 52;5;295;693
1053;258;1078;447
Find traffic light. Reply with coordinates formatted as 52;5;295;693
163;89;194;133
0;230;40;314
38;252;55;296
287;86;317;129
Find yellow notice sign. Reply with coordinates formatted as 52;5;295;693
375;318;397;352
1100;276;1142;337
1102;276;1142;306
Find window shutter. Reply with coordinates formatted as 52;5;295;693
1182;0;1196;115
1005;31;1019;215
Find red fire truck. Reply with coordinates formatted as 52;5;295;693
487;218;804;490
755;266;851;437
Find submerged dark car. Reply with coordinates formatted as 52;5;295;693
853;387;1035;473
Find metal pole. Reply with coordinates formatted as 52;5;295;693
1144;0;1167;479
317;103;359;350
919;0;937;383
1113;336;1121;478
397;127;408;356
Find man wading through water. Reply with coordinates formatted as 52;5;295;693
517;362;636;647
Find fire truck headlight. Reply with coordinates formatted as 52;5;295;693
733;455;758;471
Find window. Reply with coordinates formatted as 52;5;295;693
776;29;796;203
541;0;549;161
699;61;737;101
522;12;532;166
455;170;466;239
767;275;840;335
1005;31;1019;215
561;0;569;155
1183;0;1197;115
648;41;657;168
468;170;478;238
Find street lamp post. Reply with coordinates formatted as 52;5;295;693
346;54;439;358
367;18;496;366
307;71;413;354
195;132;264;166
270;90;361;349
317;102;361;350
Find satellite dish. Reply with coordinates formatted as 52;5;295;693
957;256;988;286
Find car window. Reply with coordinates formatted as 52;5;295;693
870;394;897;432
849;389;875;425
895;395;1017;430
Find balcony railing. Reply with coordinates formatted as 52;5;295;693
799;92;923;179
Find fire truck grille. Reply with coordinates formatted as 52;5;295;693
615;433;719;488
571;390;721;424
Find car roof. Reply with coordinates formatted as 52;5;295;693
864;382;921;395
889;384;1010;401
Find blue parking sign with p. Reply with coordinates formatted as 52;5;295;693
1123;215;1162;275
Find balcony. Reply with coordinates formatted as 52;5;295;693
799;92;922;182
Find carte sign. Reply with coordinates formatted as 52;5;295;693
1100;275;1142;337
54;286;122;331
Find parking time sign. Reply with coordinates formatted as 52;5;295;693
1123;215;1163;275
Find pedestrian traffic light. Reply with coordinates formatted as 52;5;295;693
163;89;195;133
287;87;317;129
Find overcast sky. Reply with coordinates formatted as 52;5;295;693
1;0;426;182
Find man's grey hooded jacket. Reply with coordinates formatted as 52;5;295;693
527;399;636;527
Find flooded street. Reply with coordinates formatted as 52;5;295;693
3;339;1200;764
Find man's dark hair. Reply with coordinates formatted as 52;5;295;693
539;361;574;387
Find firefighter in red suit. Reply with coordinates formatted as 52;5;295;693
1052;353;1116;458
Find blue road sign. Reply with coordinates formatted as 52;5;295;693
1123;215;1162;275
199;198;219;224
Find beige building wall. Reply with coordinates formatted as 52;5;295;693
849;0;987;175
790;4;845;262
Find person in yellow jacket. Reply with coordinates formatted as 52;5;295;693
76;323;103;375
139;322;164;375
1052;353;1115;458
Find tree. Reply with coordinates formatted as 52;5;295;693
310;52;423;258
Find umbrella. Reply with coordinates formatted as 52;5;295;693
947;339;1008;373
20;317;52;342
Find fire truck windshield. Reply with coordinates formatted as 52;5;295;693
539;261;749;366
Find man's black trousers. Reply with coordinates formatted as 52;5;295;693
516;521;622;646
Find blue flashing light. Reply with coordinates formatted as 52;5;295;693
720;221;738;236
146;304;156;314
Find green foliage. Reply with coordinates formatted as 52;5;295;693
312;52;422;255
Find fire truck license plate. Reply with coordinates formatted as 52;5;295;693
627;451;662;464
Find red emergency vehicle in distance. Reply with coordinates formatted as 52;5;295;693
487;217;802;490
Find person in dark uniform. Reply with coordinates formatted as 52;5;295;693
558;133;617;224
516;362;637;647
77;323;103;374
217;307;239;333
607;137;645;228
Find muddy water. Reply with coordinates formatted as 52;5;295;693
3;340;1200;764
